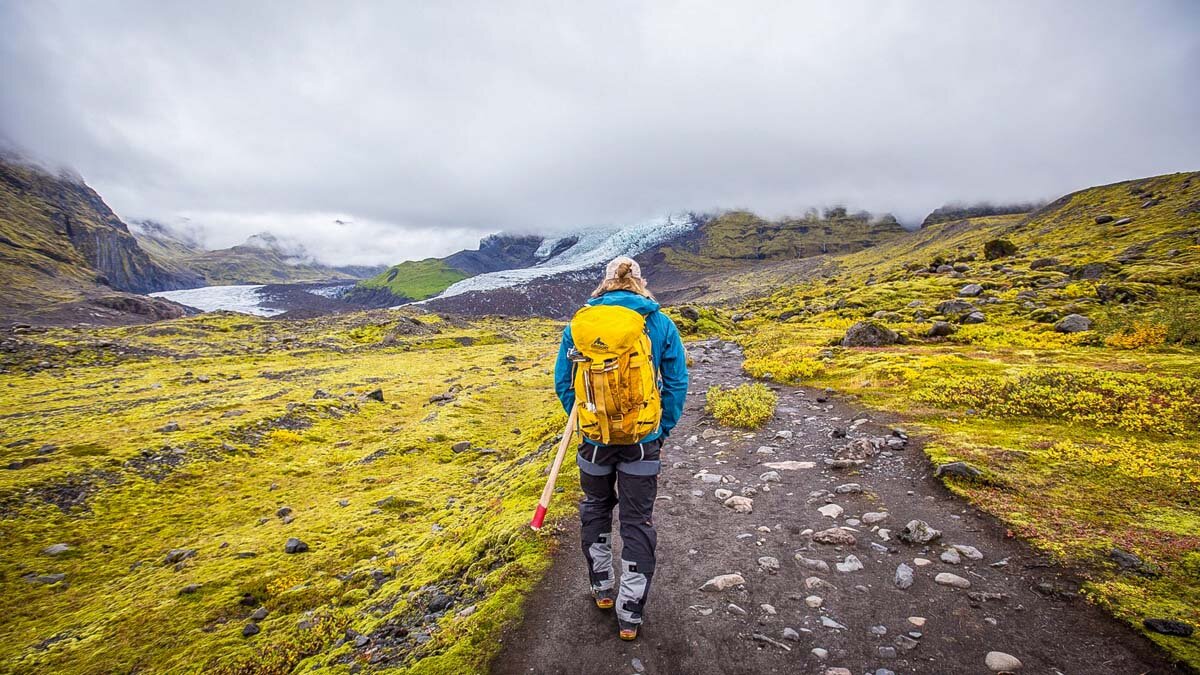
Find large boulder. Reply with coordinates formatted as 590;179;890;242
960;311;987;324
841;321;899;347
935;299;975;316
926;321;956;337
1054;314;1093;333
983;239;1018;260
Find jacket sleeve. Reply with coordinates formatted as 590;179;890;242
656;314;689;437
554;325;576;414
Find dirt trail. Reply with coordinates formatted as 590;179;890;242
495;340;1181;675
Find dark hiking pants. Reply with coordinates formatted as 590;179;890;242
577;437;661;625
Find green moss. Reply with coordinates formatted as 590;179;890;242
351;259;469;302
705;383;778;429
0;310;573;674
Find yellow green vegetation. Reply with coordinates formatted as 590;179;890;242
351;259;469;302
731;171;1200;665
704;383;778;429
660;208;907;272
0;310;573;674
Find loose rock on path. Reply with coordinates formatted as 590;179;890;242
494;340;1179;674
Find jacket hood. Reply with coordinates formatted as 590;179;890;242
586;290;661;315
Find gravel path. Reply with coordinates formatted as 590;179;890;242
495;339;1181;675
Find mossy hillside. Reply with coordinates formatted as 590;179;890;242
730;171;1200;666
351;259;470;303
0;310;578;674
660;209;907;272
0;160;108;312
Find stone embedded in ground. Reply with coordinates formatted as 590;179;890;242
164;548;196;565
934;572;971;589
723;495;754;513
762;460;815;471
451;441;472;453
250;607;269;621
833;483;862;494
759;470;781;483
953;544;983;560
836;555;863;573
824;669;851;675
821;616;847;630
758;556;781;573
284;537;309;554
796;554;830;572
805;595;824;608
1143;618;1193;637
834;438;876;461
783;627;801;641
935;461;983;480
818;504;844;519
895;563;914;589
898;520;941;545
276;506;292;518
714;488;733;500
242;623;260;637
364;388;385;402
760;603;777;615
985;651;1023;671
961;311;987;324
862;511;888;524
42;543;71;556
179;583;201;594
1054;313;1093;333
940;548;962;564
813;527;857;546
958;283;984;297
805;576;835;591
927;320;956;337
841;321;899;347
908;616;926;627
812;647;829;659
700;573;746;592
727;603;747;615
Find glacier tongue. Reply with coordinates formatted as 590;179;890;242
430;213;697;300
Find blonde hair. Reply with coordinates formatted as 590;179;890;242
592;260;655;299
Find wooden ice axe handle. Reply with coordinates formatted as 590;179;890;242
530;405;579;530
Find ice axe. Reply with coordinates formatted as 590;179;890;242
530;405;579;531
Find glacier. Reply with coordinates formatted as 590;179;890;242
427;213;698;301
150;285;285;316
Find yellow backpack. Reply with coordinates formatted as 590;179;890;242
568;304;663;445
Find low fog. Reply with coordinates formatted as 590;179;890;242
2;1;1197;265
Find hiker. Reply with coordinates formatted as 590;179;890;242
554;256;688;641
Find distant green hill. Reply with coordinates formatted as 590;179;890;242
349;258;470;302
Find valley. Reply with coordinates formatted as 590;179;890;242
1;167;1198;673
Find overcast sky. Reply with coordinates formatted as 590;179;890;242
2;1;1198;265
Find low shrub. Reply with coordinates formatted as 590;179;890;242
705;383;778;429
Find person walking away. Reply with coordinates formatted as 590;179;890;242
554;256;688;641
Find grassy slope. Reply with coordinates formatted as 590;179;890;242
182;247;360;285
0;162;108;310
732;171;1200;665
353;260;469;302
0;311;575;674
660;209;907;272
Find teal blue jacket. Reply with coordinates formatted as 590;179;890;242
554;290;689;445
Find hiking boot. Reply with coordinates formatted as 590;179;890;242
592;587;616;610
618;619;640;641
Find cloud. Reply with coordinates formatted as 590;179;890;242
2;0;1198;265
